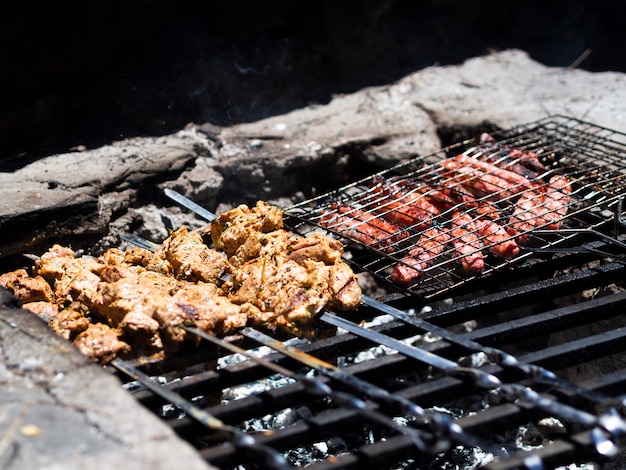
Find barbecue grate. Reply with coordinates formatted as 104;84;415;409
108;116;626;470
286;115;626;300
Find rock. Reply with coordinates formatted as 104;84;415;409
0;299;214;470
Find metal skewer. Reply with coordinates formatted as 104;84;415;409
111;358;292;469
183;326;435;454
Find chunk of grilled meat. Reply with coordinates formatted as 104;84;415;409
391;227;451;284
34;245;104;310
0;268;55;304
155;226;231;283
449;210;484;273
366;178;444;230
73;323;131;364
507;174;572;243
543;174;572;230
318;203;408;254
224;228;361;338
211;200;283;256
49;302;91;341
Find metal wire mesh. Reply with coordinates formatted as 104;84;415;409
286;115;626;299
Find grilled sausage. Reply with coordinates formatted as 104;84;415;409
319;203;408;253
449;210;484;272
391;227;451;284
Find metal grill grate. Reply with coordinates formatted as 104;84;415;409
111;259;626;469
285;115;626;299
107;116;626;470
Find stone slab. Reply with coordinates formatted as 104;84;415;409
0;290;213;470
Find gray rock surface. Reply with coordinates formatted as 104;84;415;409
0;290;213;470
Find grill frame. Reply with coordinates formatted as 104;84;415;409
286;114;626;300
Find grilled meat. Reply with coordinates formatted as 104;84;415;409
367;177;444;229
451;154;535;191
34;245;104;310
155;226;231;283
2;201;361;363
474;218;520;259
23;301;59;319
211;200;283;256
442;158;523;202
507;175;572;243
49;302;91;340
224;226;361;338
507;184;547;244
543;174;572;230
319;203;408;253
73;323;131;363
449;210;484;272
0;268;55;304
392;227;451;284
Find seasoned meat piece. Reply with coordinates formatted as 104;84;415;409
97;270;179;326
49;303;91;341
155;226;230;283
54;266;102;309
34;244;78;280
319;203;408;254
99;269;250;351
73;323;131;364
286;233;344;265
0;269;55;304
160;283;251;346
442;160;521;202
451;154;536;190
449;210;484;273
34;245;104;309
542;175;572;230
223;225;361;337
211;201;283;256
475;218;520;259
100;247;127;266
22;301;59;320
507;185;545;244
117;311;163;353
327;262;362;310
368;178;443;230
392;227;451;284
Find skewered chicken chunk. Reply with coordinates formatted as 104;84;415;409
0;200;362;363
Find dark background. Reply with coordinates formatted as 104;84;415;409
1;0;624;167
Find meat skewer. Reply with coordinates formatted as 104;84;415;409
318;203;408;253
391;227;451;284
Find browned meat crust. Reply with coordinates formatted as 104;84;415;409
1;201;362;363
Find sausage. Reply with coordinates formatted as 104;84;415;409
449;211;484;273
391;227;451;284
319;203;408;253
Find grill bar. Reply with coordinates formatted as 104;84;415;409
111;358;292;469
